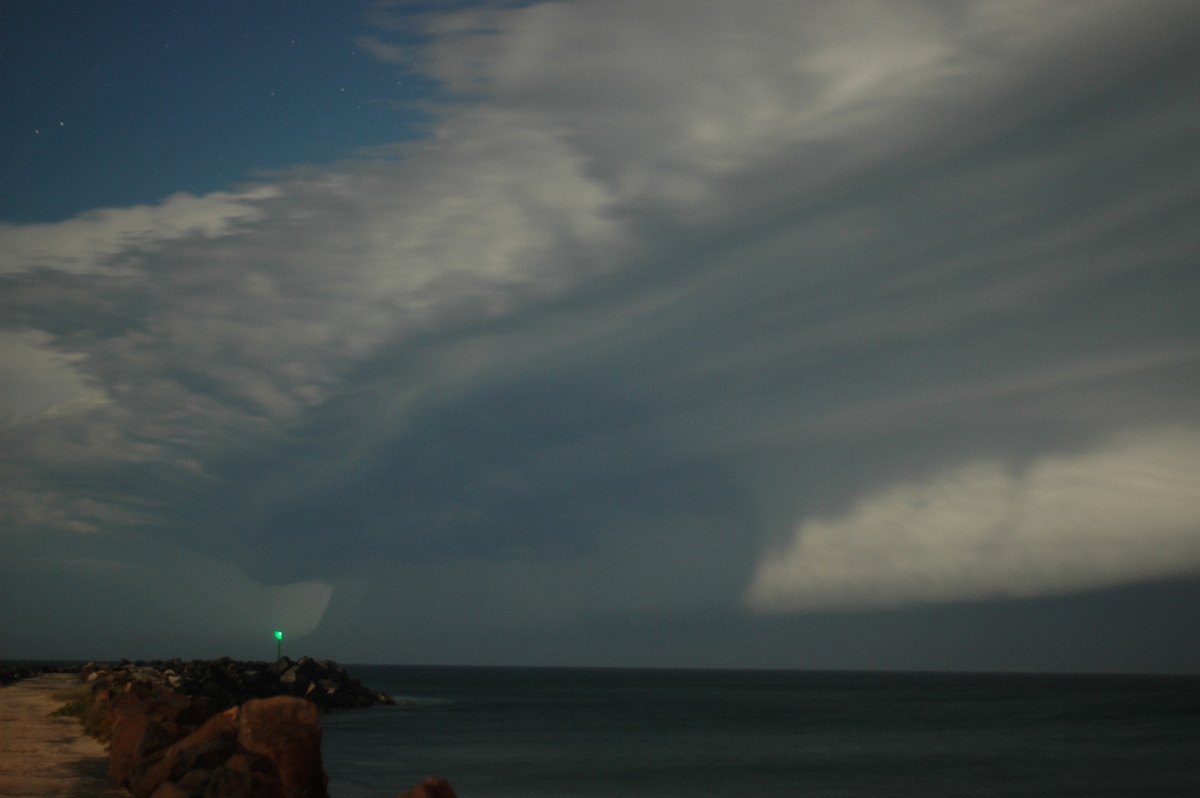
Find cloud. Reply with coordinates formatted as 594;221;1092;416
390;0;1159;213
0;187;280;274
0;330;106;415
353;34;409;64
745;428;1200;612
0;531;333;658
2;0;1199;665
0;103;625;544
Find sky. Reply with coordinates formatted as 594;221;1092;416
2;0;1199;673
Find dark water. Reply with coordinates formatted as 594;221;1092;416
321;666;1199;798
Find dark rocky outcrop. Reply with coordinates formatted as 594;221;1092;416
108;696;328;798
70;657;394;797
237;697;327;798
81;656;394;712
10;658;455;796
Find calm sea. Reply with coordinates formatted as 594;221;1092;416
321;666;1199;798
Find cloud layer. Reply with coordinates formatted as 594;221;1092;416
746;428;1200;611
2;0;1199;665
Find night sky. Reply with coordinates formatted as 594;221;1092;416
2;0;1199;672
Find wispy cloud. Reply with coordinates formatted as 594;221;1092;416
0;187;281;275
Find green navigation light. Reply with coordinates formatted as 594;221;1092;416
274;629;284;659
274;630;284;641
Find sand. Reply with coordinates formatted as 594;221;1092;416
0;673;124;797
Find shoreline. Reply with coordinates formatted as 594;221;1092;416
0;673;124;797
1;662;454;798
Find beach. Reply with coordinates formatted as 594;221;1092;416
0;673;122;798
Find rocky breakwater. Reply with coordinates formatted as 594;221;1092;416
80;657;394;797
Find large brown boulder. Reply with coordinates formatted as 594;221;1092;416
206;750;287;798
237;696;327;798
108;688;208;787
398;777;459;798
129;718;240;798
106;689;329;798
109;711;173;786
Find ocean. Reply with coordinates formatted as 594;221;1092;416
320;666;1200;797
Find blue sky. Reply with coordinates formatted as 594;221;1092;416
1;0;438;221
2;0;1199;671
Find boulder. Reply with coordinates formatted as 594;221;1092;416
67;657;398;795
84;656;393;711
398;777;459;798
109;708;174;785
207;750;287;798
130;736;237;798
108;693;330;798
108;689;210;787
148;782;199;798
171;706;241;752
237;696;327;798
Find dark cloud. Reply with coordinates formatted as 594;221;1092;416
2;0;1199;669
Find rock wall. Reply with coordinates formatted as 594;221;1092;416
9;658;458;797
77;657;394;797
106;691;326;798
82;656;394;712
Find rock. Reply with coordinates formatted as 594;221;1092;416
84;657;357;713
175;766;214;793
201;680;233;706
398;777;459;798
108;687;212;788
132;736;237;798
207;751;287;798
173;706;241;752
237;696;327;798
109;707;173;786
61;656;396;796
108;693;329;798
149;781;201;798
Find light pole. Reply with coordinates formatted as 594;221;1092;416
274;629;284;660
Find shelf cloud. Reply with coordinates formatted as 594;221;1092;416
2;0;1198;668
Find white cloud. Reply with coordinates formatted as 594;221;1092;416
0;103;623;491
0;186;280;274
1;0;1166;479
744;428;1200;612
0;330;106;415
391;0;1142;213
261;580;335;639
